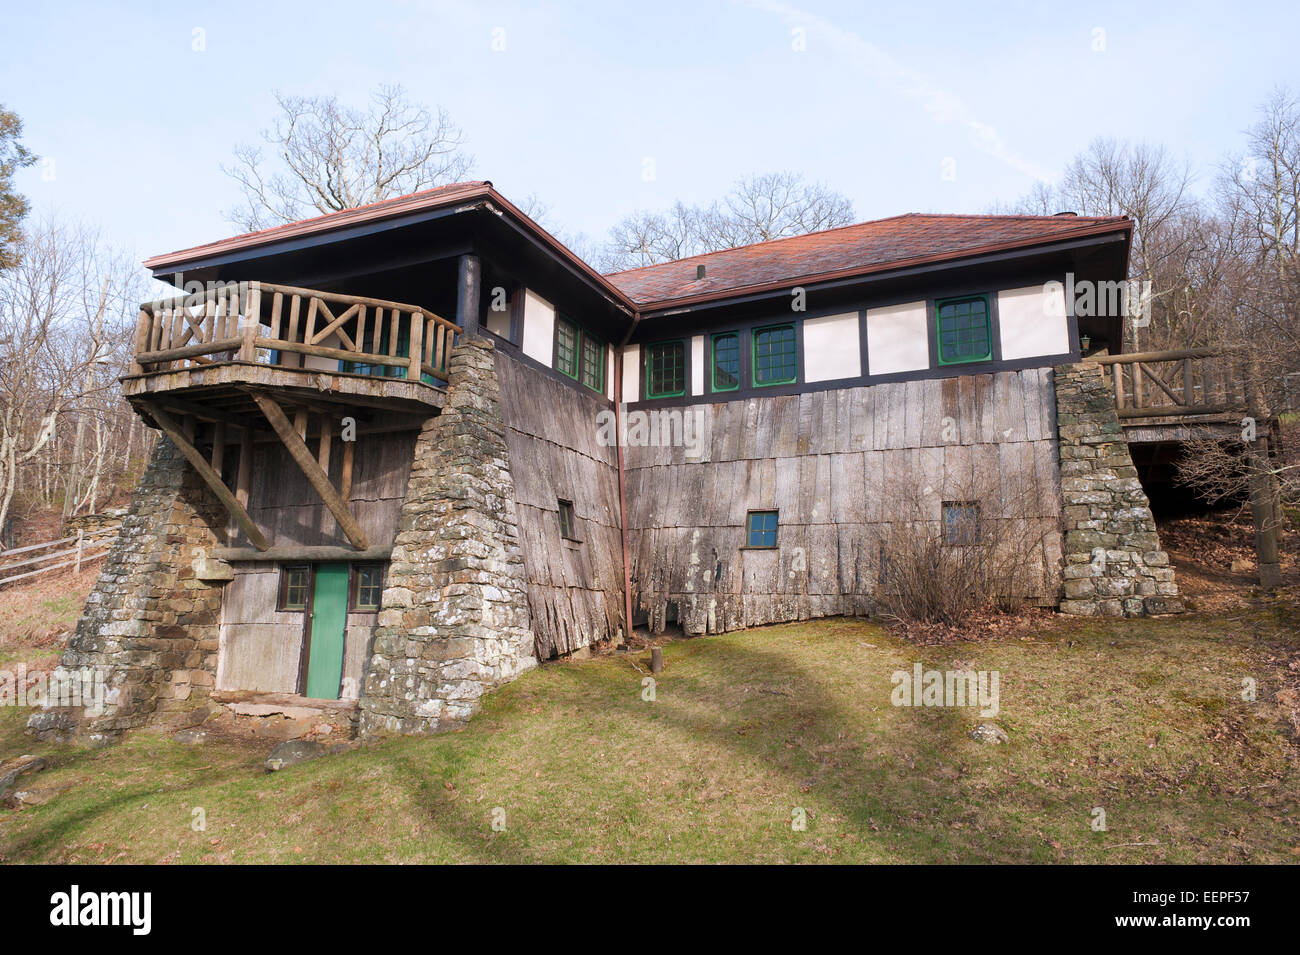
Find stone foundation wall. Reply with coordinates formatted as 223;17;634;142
28;437;226;743
357;338;534;736
1053;362;1182;616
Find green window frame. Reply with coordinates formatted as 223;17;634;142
645;340;687;399
580;332;606;393
746;510;779;548
936;295;993;365
942;501;981;546
350;563;385;611
555;316;580;379
752;323;797;387
711;332;741;392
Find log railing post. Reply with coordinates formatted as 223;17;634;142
239;283;261;362
408;310;425;381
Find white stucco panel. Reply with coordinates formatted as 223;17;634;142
691;335;705;395
866;301;929;375
622;344;640;403
803;312;861;383
998;284;1070;361
521;290;556;365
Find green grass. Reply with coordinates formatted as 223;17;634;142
1;611;1298;863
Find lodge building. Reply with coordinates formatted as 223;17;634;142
31;181;1186;742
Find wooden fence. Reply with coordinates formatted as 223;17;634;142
0;524;121;587
1094;348;1246;420
130;282;459;383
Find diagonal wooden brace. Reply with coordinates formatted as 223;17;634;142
249;391;370;551
145;401;270;551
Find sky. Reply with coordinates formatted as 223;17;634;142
4;0;1299;271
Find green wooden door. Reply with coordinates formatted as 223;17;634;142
304;563;349;700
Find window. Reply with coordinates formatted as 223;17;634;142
351;563;384;611
746;510;779;548
279;565;310;611
580;333;605;393
936;295;993;365
558;499;579;541
645;340;686;398
712;332;740;392
555;316;579;379
555;317;606;394
942;502;981;546
752;323;797;386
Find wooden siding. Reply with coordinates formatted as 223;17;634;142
624;368;1064;633
229;430;417;549
216;562;376;695
495;351;625;658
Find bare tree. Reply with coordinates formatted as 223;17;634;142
0;217;143;538
223;85;474;231
601;172;855;272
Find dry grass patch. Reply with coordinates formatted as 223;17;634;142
0;609;1297;863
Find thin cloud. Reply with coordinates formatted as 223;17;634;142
742;0;1056;182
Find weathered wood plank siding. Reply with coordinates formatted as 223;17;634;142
229;430;418;549
215;563;378;695
624;368;1064;633
218;429;417;693
494;351;625;658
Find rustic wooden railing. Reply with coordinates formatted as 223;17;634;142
130;282;459;383
1093;348;1246;420
0;524;120;587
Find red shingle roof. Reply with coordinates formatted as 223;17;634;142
604;213;1131;309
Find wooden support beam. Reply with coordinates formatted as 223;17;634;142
236;430;252;510
211;422;226;473
212;544;392;563
457;253;481;338
341;439;355;503
146;402;269;551
318;416;333;474
251;392;369;550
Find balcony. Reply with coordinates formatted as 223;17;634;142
124;281;459;418
122;282;461;554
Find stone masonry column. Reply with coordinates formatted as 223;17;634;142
1053;361;1183;616
27;436;226;743
358;338;534;736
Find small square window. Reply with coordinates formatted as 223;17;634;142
351;563;384;611
645;340;686;398
712;332;740;392
752;324;797;386
936;296;993;365
555;316;579;379
558;499;579;541
746;510;779;548
280;565;310;610
942;502;981;545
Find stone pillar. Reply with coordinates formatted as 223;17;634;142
27;436;226;743
358;337;534;736
1053;362;1183;616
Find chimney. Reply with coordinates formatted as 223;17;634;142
696;264;707;280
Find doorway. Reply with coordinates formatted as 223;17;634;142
301;562;349;700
